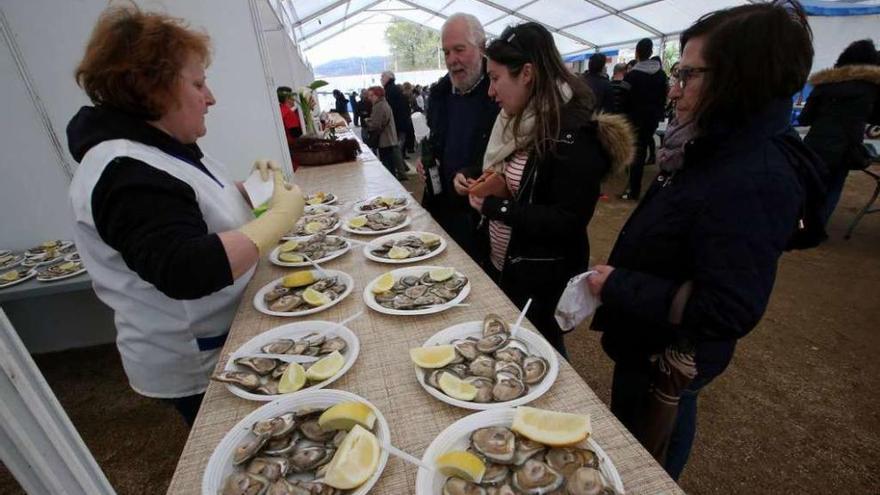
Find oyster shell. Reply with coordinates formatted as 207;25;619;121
523;356;549;385
464;376;495;403
565;466;616;495
476;333;509;354
233;433;269;465
511;460;564;494
252;412;296;438
221;472;270;495
212;371;260;391
545;447;600;476
471;427;516;464
443;477;487;495
492;372;526;402
483;314;509;337
234;357;277;376
261;339;294;354
469;354;497;379
245;456;289;482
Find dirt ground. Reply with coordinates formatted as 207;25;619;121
1;162;878;494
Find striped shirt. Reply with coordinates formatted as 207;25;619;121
489;150;529;271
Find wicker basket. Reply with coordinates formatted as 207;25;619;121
293;137;360;167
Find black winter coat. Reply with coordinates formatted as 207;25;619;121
383;79;412;134
624;60;668;129
481;111;633;308
593;100;825;366
799;64;880;171
583;72;612;113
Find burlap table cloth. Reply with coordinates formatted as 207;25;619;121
167;132;683;494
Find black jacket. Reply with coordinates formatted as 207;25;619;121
624;59;668;129
799;64;880;171
426;73;499;183
383;79;411;134
583;72;612;113
481;111;634;306
593;100;826;366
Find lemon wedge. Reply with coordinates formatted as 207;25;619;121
319;401;377;431
302;288;330;307
410;345;457;369
429;267;455;282
282;270;315;288
511;407;591;447
323;424;381;489
58;262;77;271
279;240;299;253
306;350;345;381
278;362;307;394
0;270;20;282
387;246;411;260
279;252;305;263
380;196;397;206
348;216;368;228
372;272;395;294
418;233;439;245
304;221;324;234
436;451;486;483
438;372;478;401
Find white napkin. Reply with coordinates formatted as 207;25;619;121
242;169;275;207
554;270;601;331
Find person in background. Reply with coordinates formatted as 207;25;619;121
277;86;302;169
381;70;415;165
349;91;360;126
67;6;304;425
664;61;681;122
469;22;633;355
401;82;417;154
608;62;632;115
413;86;425;113
799;38;880;225
588;1;825;479
418;13;500;261
621;38;668;200
332;89;351;124
365;85;406;180
582;52;612;112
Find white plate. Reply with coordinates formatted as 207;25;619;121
363;265;470;316
414;321;559;410
0;268;36;289
0;250;10;257
353;195;410;213
202;389;390;495
254;270;354;317
22;253;66;267
222;320;360;401
269;236;351;268
36;267;87;282
304;193;338;206
341;212;411;236
415;408;625;495
363;231;447;265
283;218;341;239
24;240;73;257
304;204;340;216
0;254;25;271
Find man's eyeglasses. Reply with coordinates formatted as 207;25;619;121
673;67;711;88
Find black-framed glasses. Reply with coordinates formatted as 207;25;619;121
675;67;711;88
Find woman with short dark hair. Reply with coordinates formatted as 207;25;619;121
799;38;880;223
587;1;826;478
68;6;304;424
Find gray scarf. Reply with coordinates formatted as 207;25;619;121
657;118;698;172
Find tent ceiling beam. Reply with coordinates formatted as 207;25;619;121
471;0;597;48
290;0;351;29
577;0;665;37
558;0;665;30
303;14;378;50
296;0;385;44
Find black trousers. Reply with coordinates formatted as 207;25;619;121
627;122;659;198
164;392;204;426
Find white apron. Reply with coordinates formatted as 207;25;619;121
69;139;255;398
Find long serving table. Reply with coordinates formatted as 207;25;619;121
167;131;684;494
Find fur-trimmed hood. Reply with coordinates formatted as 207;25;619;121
809;64;880;86
594;112;636;177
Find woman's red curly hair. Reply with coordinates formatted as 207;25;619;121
75;5;211;120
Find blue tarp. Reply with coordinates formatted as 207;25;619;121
801;1;880;16
564;49;619;63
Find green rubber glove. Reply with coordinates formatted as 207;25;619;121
238;171;304;254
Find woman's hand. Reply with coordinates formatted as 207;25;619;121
468;194;485;212
252;159;281;181
453;173;474;196
587;265;615;299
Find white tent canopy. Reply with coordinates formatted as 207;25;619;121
280;0;880;60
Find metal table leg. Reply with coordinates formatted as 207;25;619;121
845;167;880;239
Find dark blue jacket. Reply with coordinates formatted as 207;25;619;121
593;100;826;366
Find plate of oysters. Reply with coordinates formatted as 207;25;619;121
415;406;624;495
341;211;410;236
255;269;353;317
36;260;86;282
23;240;73;258
270;234;351;267
212;320;359;401
0;251;25;271
410;314;558;410
285;212;341;238
203;389;390;495
0;267;36;289
304;191;337;206
363;266;470;316
22;240;73;268
364;231;446;264
352;195;410;213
